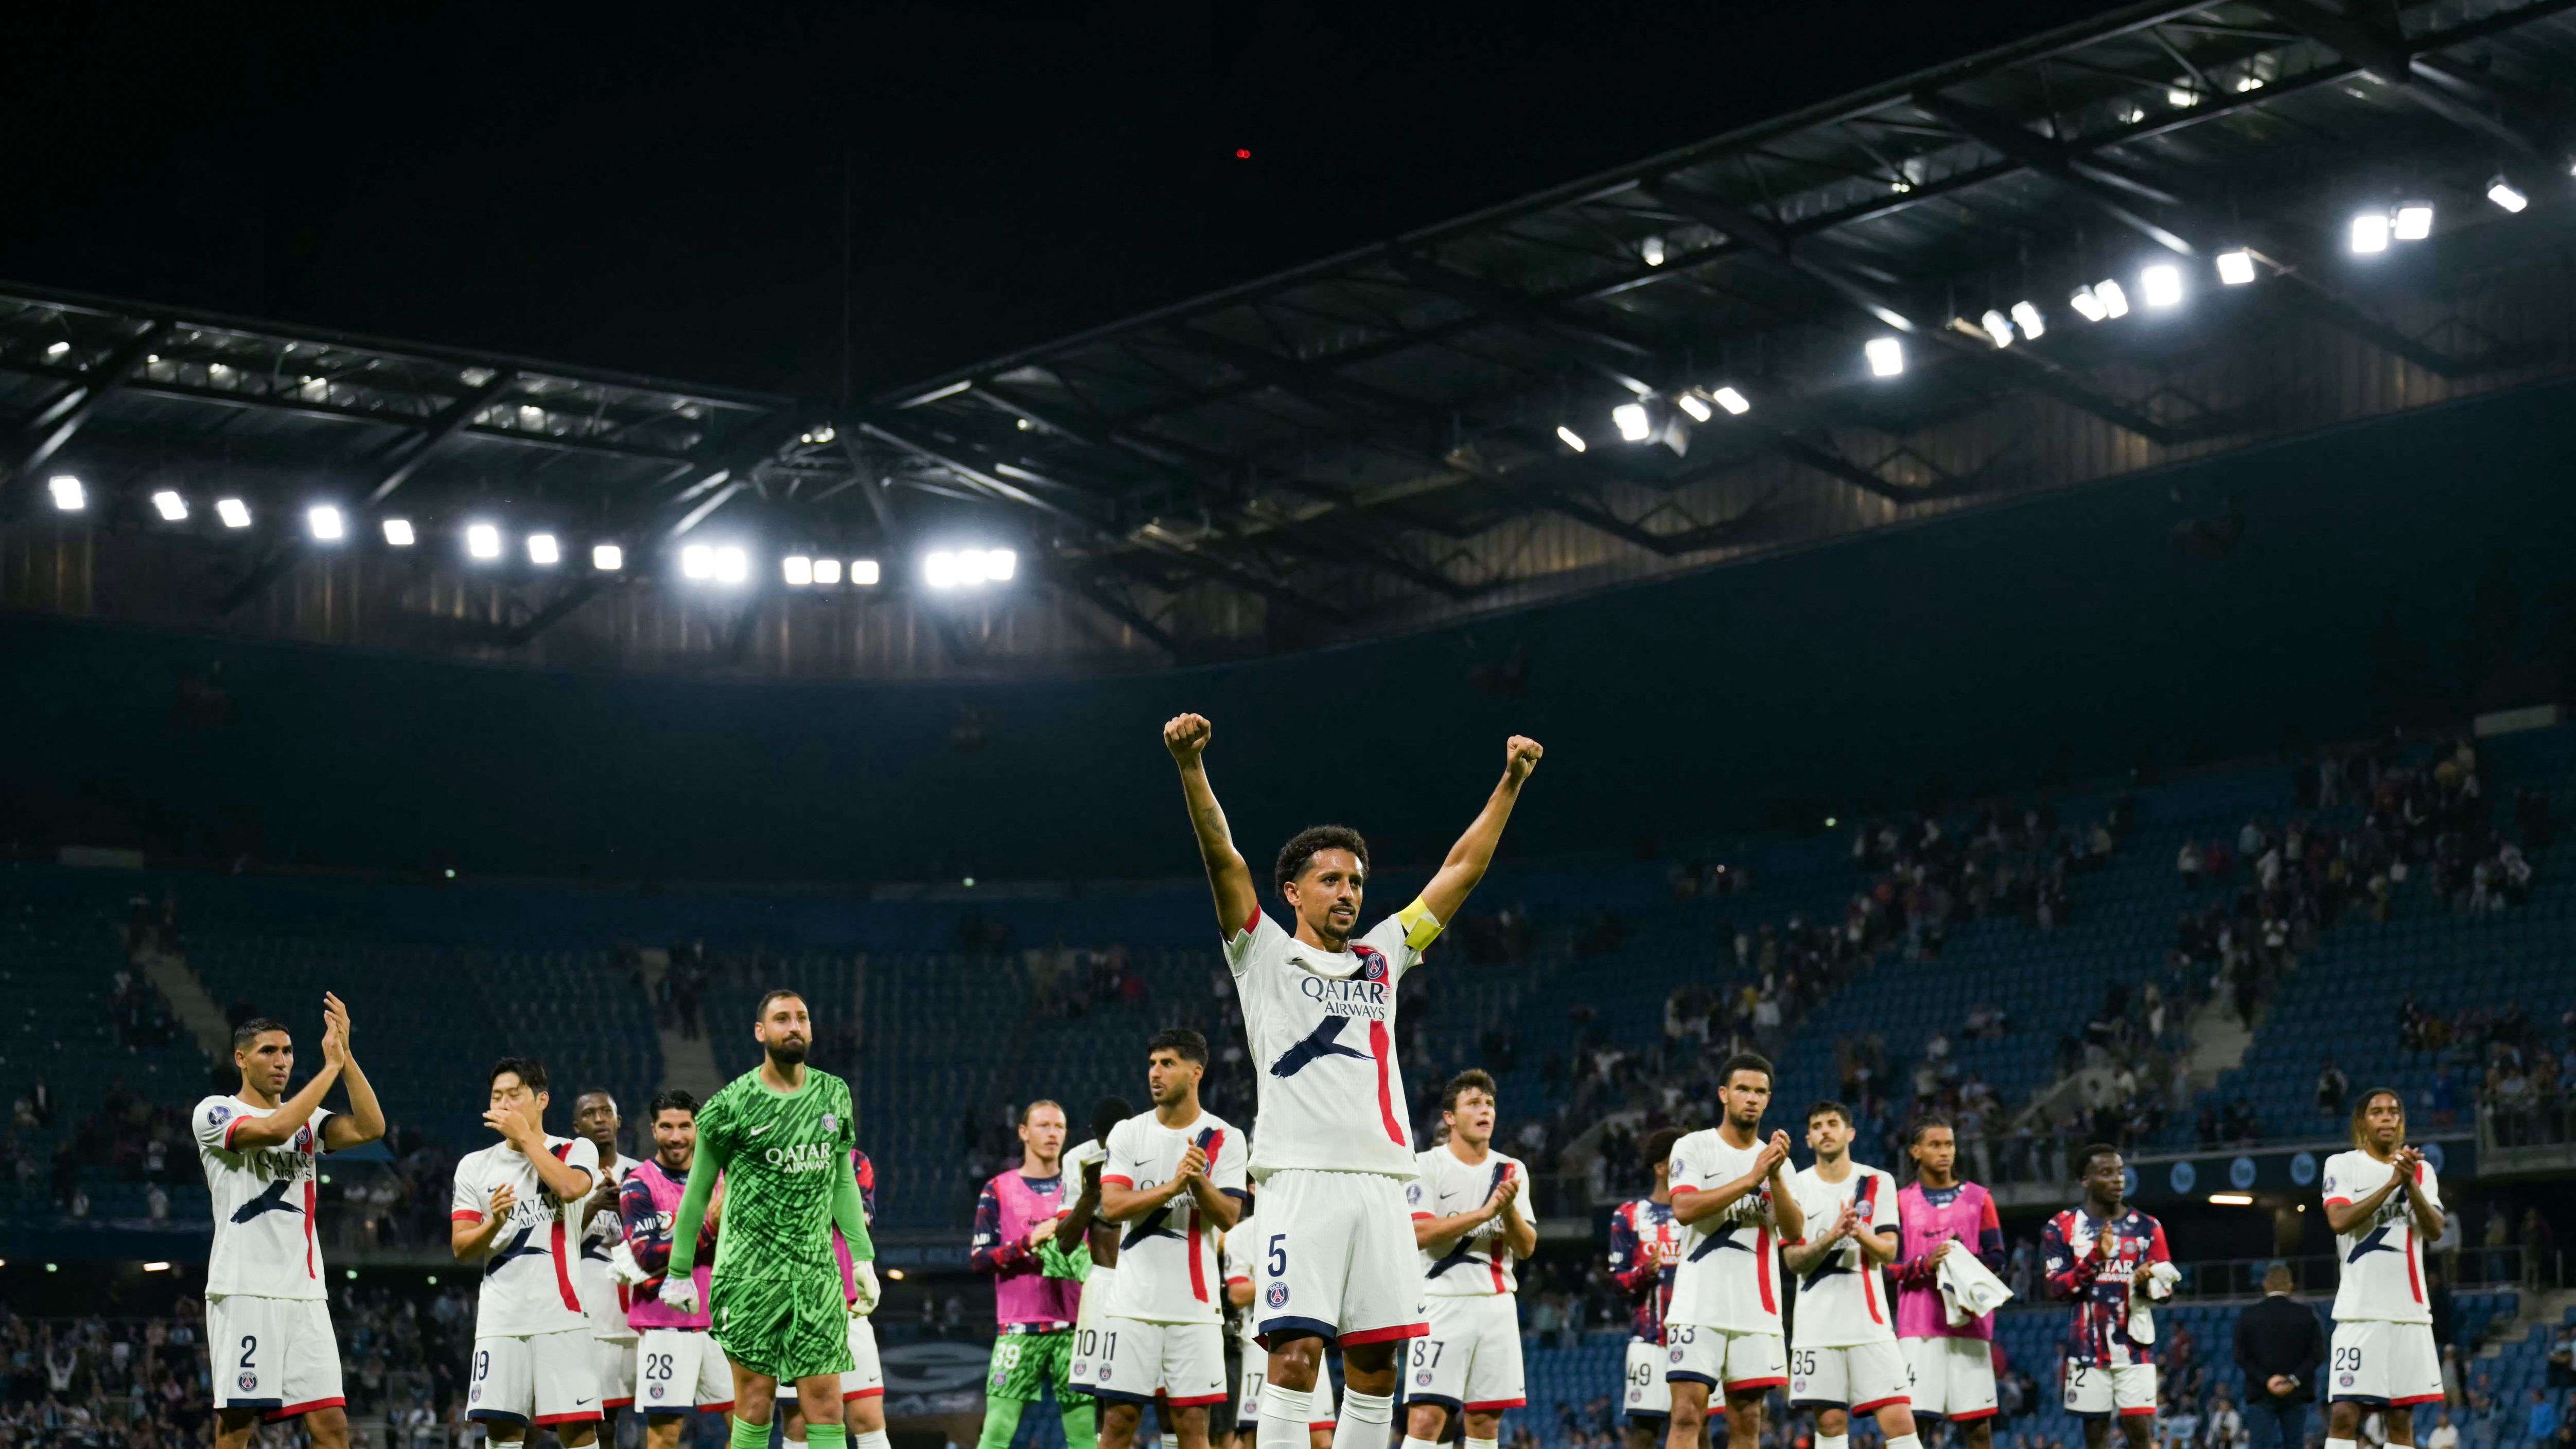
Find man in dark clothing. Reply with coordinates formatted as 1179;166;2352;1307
2235;1263;2326;1449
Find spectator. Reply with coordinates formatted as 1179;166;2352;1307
2527;1388;2561;1444
2235;1262;2326;1449
2546;1322;2575;1389
2317;1058;2349;1116
2424;1410;2458;1449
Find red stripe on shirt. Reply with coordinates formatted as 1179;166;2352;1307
1863;1262;1884;1324
1756;1227;1775;1314
1188;1220;1208;1302
2405;1227;2423;1303
547;1141;584;1313
304;1178;319;1278
1367;1020;1404;1145
1490;1249;1508;1294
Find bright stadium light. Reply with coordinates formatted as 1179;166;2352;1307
2070;286;2109;322
680;543;713;580
1979;309;2014;347
2139;263;2184;308
851;558;880;586
526;533;560;566
1611;401;1652;442
783;554;814;586
712;545;748;585
2350;211;2391;253
2095;279;2130;318
1711;386;1750;415
1865;336;1904;377
956;549;992;585
2010;300;2046;339
216;497;252;529
1555;424;1587;452
2215;249;2258;285
1673;392;1713;423
45;340;69;358
47;475;83;512
987;547;1017;581
382;517;415;546
924;550;959;589
2487;176;2528;213
2166;85;2197;107
152;490;188;522
2393;202;2434;240
591;543;623;571
306;505;346;542
813;557;843;585
1639;235;1667;267
465;522;502;560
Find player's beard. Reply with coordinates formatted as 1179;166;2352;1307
766;1035;809;1068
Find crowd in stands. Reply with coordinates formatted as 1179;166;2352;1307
1;1081;191;1223
1;1306;211;1449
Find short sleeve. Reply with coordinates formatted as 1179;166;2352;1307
2417;1161;2443;1213
2321;1153;2350;1207
1406;1154;1434;1219
1870;1171;1900;1232
310;1106;337;1155
1361;910;1433;981
1223;909;1288;977
560;1137;602;1198
451;1160;486;1223
1102;1120;1143;1191
192;1098;241;1154
1212;1125;1249;1197
1668;1137;1711;1196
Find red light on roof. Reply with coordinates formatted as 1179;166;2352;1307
1234;148;1251;160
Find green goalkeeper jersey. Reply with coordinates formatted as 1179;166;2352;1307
670;1066;872;1278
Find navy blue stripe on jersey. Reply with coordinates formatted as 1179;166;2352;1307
1268;1015;1372;1077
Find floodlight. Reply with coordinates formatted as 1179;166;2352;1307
2487;177;2528;213
851;558;880;586
987;547;1017;581
813;558;843;585
2095;280;2130;318
1865;337;1904;377
2235;75;2263;92
2350;212;2390;253
1612;402;1652;442
711;545;747;584
216;497;252;529
152;490;188;522
957;550;992;586
2010;301;2046;339
1639;235;1667;267
307;505;345;542
1674;392;1713;423
1711;386;1750;415
47;475;83;512
527;533;559;566
679;543;713;579
783;554;813;586
2166;86;2197;108
465;522;502;560
1555;425;1587;452
2139;264;2183;308
591;544;623;571
2393;203;2433;240
45;340;69;358
2070;286;2109;322
2215;249;2258;286
1980;309;2014;347
924;551;959;588
382;517;415;546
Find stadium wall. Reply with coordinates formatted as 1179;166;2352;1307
9;373;2575;882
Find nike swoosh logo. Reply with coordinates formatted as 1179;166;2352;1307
747;1125;773;1137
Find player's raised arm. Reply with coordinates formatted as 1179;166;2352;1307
317;993;387;1151
1164;713;1259;934
1417;735;1545;924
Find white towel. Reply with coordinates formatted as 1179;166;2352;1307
1937;1246;2016;1325
2128;1260;2181;1343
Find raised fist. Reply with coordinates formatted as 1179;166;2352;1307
1504;736;1545;783
1164;713;1213;763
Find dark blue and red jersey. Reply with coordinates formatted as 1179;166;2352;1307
2042;1204;2172;1368
1608;1196;1684;1342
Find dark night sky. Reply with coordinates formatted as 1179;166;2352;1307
5;2;2127;401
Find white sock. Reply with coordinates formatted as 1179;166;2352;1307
2327;1439;2359;1449
1403;1439;1442;1449
1820;1435;1851;1449
1335;1390;1395;1449
856;1433;892;1449
1466;1436;1499;1449
1261;1385;1315;1449
1163;1437;1181;1449
785;1438;805;1447
1885;1434;1920;1449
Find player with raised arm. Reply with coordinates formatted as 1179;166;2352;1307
1403;1070;1536;1449
971;1100;1098;1449
615;1090;736;1449
1092;1029;1249;1449
1608;1129;1686;1449
2043;1145;2176;1449
196;994;386;1449
1662;1053;1803;1449
452;1058;607;1449
1892;1119;2006;1449
660;991;881;1449
573;1091;640;1424
1164;714;1543;1449
1783;1103;1921;1449
2321;1090;2447;1449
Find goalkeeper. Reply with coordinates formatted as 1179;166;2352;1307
665;990;879;1449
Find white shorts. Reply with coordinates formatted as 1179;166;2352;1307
1902;1337;1999;1421
2328;1321;2444;1407
1068;1268;1115;1393
1664;1325;1788;1395
597;1335;638;1411
1624;1340;1672;1420
843;1316;884;1402
209;1295;345;1419
1251;1170;1425;1347
2063;1360;2156;1419
1789;1340;1912;1413
1410;1294;1526;1413
470;1329;604;1428
1083;1318;1228;1409
634;1328;736;1417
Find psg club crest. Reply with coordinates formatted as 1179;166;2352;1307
1265;1281;1291;1310
238;1373;257;1393
823;1113;838;1133
1416;1372;1433;1388
650;1386;667;1401
208;1104;233;1126
1098;1367;1113;1383
1353;946;1388;982
1669;1348;1685;1365
2341;1374;2356;1388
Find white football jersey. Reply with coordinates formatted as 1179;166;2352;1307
1224;904;1440;1180
192;1095;335;1301
1666;1128;1783;1335
1787;1163;1898;1347
574;1155;640;1340
1100;1109;1250;1324
1222;1224;1260;1349
1408;1144;1533;1296
2324;1149;2442;1324
451;1135;600;1338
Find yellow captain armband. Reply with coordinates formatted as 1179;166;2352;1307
1396;897;1445;952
